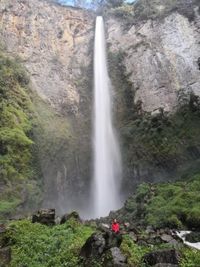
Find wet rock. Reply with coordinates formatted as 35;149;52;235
0;247;11;266
143;249;180;266
185;232;200;243
102;247;127;267
60;211;81;224
32;209;55;226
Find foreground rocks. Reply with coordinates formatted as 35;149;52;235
32;209;55;226
60;211;81;224
143;249;180;266
80;230;126;266
32;209;83;226
185;232;200;243
103;247;127;267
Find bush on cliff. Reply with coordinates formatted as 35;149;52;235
122;173;200;230
0;52;41;218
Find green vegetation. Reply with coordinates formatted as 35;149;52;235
121;234;200;267
121;173;200;230
5;218;94;267
181;247;200;267
119;91;200;189
121;235;149;267
108;48;200;192
5;218;200;267
0;51;41;219
106;0;200;26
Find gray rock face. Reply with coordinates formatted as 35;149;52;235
143;249;181;266
60;211;81;224
107;8;200;113
0;0;94;113
80;232;107;259
80;231;123;266
32;209;55;225
0;0;94;215
103;247;127;267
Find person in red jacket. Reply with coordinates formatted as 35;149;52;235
111;219;120;234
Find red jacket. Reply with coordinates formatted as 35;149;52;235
111;222;120;233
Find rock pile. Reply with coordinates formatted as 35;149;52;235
32;209;55;226
80;230;126;267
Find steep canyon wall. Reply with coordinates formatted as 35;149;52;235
0;0;200;215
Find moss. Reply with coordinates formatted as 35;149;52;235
0;199;21;214
0;51;42;219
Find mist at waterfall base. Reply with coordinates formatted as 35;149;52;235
91;16;123;218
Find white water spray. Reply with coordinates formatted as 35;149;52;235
93;16;122;218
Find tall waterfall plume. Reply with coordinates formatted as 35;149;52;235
93;16;122;218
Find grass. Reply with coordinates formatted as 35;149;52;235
6;218;94;267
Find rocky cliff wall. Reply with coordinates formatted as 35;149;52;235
1;0;200;216
0;0;94;216
107;4;200;113
0;0;94;112
106;2;200;194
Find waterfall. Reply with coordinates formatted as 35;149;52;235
93;16;122;218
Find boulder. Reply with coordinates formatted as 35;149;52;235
60;211;81;224
146;225;155;234
80;232;106;259
143;249;180;266
102;247;127;267
185;232;200;243
32;209;55;226
0;247;11;266
80;231;123;261
161;234;173;243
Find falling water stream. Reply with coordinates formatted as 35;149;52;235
93;16;122;218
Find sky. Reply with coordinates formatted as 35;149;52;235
58;0;135;7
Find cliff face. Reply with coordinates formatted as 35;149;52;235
107;5;200;113
1;0;200;216
0;0;93;113
106;3;200;193
0;0;94;215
